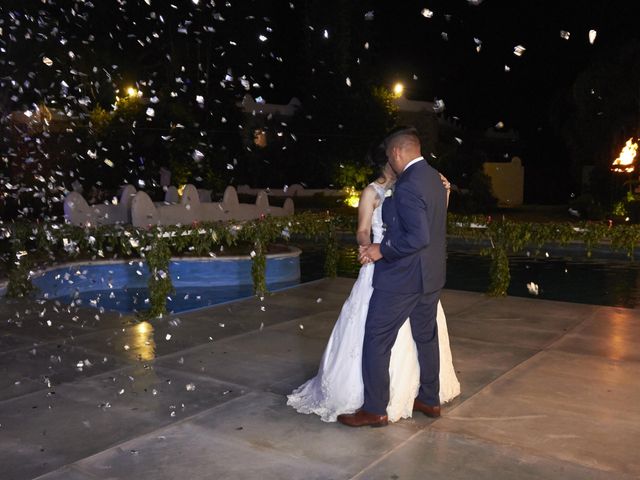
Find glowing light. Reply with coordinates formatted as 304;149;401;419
136;322;151;334
611;138;638;173
126;87;139;98
393;82;404;98
133;321;156;361
177;184;186;196
343;186;360;208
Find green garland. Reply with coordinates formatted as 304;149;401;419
1;213;343;318
447;214;640;296
145;236;173;318
251;239;267;297
323;218;338;278
5;213;640;313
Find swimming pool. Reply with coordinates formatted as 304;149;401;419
31;243;640;314
32;248;301;314
315;245;640;308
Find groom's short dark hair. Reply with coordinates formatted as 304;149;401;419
384;126;420;150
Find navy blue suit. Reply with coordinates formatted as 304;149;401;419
362;158;447;414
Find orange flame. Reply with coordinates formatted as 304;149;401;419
612;138;638;173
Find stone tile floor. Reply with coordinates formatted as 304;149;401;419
0;278;638;479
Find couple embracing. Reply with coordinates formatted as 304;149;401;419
288;127;459;426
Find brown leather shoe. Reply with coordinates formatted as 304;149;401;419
337;409;388;427
413;398;441;418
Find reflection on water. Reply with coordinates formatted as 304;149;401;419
56;244;640;314
133;321;156;361
58;281;299;315
300;243;640;308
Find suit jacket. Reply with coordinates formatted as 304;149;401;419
373;158;447;294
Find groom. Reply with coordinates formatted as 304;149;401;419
338;127;447;427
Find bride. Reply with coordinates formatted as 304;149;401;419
287;161;460;422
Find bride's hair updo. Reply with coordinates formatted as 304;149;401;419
365;143;393;185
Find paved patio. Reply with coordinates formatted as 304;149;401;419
1;278;638;479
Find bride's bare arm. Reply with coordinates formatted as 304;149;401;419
356;185;379;247
439;173;451;207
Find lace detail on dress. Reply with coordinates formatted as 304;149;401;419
286;263;373;422
369;182;386;244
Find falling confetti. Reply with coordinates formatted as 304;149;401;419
421;9;434;18
474;38;482;53
513;45;526;56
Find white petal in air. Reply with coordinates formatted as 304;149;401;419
421;9;434;18
474;37;482;53
513;45;526;56
433;99;445;113
589;29;597;44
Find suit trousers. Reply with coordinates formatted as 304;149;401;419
362;288;441;415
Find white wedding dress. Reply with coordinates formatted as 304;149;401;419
287;183;460;422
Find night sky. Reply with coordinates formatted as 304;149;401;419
369;0;640;130
3;0;640;204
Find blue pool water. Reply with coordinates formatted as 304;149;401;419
33;244;640;313
57;281;298;314
34;250;301;314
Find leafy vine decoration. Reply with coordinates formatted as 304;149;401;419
1;213;343;318
4;213;640;312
